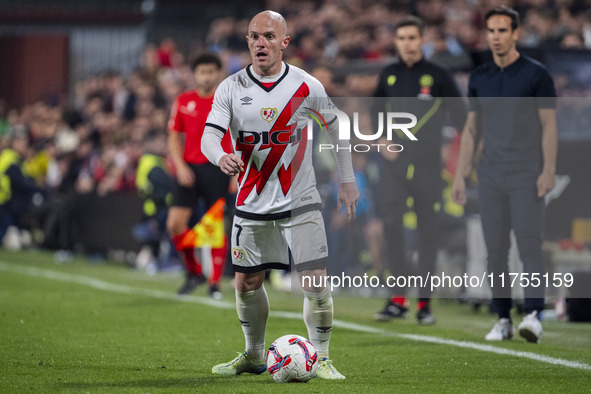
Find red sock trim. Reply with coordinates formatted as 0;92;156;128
171;228;197;251
392;297;407;306
182;249;202;275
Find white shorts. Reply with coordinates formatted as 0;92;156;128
231;209;328;273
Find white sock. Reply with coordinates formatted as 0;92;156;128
303;287;333;359
236;286;268;361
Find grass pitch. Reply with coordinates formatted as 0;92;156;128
0;249;590;393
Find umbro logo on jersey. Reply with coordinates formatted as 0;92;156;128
240;96;253;105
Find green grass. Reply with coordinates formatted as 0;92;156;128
0;249;590;393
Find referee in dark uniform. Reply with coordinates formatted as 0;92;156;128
452;6;557;343
373;16;466;325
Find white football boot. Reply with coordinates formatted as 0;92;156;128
518;311;543;343
485;318;514;341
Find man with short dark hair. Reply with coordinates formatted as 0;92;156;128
452;5;558;343
373;15;466;325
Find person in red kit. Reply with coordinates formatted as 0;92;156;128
167;53;232;297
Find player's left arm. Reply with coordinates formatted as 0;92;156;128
201;78;243;176
323;103;359;222
336;181;359;222
537;107;557;198
310;78;359;221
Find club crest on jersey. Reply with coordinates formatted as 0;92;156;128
232;248;245;262
261;108;278;122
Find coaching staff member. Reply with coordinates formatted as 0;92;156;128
373;16;466;325
452;6;557;343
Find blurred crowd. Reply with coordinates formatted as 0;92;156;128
208;0;591;78
0;0;590;259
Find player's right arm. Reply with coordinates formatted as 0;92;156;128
201;78;243;176
451;110;478;205
202;127;243;176
168;98;195;187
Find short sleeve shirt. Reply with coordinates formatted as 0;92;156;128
468;54;556;167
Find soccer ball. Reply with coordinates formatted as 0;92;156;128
266;334;318;383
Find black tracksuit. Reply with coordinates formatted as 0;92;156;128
374;58;466;298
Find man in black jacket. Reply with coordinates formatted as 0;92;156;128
373;16;466;325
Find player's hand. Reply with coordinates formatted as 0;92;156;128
219;154;244;176
537;168;555;198
451;176;467;206
337;182;359;222
177;163;195;187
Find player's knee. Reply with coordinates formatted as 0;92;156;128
235;272;265;292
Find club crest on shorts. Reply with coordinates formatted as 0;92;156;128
260;108;278;122
232;248;245;262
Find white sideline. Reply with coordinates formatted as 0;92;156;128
1;261;590;372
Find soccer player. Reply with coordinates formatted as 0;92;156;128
167;53;232;297
451;6;557;343
372;16;466;325
201;10;359;379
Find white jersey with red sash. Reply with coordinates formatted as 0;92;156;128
205;62;337;219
